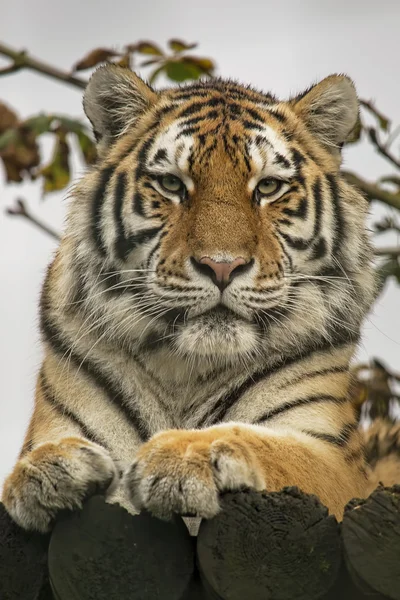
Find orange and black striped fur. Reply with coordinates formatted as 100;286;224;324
2;66;394;532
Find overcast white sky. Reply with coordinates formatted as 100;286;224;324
1;0;400;485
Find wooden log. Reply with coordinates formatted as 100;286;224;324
342;485;400;600
0;502;51;600
321;562;388;600
48;495;196;600
197;487;342;600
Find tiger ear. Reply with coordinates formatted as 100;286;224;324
83;64;157;156
289;74;359;152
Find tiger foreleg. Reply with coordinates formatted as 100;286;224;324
2;437;117;532
124;424;367;521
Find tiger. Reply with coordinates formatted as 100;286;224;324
2;65;398;534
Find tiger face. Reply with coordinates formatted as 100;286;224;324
71;67;375;365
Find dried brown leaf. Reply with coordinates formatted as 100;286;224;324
73;48;120;72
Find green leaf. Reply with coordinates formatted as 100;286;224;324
0;128;19;150
24;114;54;135
24;114;90;137
40;131;70;193
56;116;90;135
148;65;166;85
76;130;97;164
168;39;197;53
135;41;164;56
184;56;215;75
165;60;203;82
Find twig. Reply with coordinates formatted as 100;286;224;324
0;42;87;89
6;199;61;240
367;128;400;170
360;99;390;129
0;63;21;75
385;124;400;149
374;246;400;257
342;171;400;211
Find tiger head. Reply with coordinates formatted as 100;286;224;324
66;66;376;366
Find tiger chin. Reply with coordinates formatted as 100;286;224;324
2;64;398;534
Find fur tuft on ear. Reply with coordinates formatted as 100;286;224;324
83;65;157;155
290;74;359;152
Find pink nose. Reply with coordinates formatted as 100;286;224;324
192;256;252;291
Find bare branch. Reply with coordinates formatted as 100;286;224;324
0;63;21;75
367;127;400;170
6;199;61;240
374;246;400;257
342;171;400;211
0;42;87;89
360;99;390;130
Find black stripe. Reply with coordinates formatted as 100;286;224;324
302;431;343;446
135;136;156;180
312;177;323;239
114;172;128;261
255;394;347;423
243;106;264;122
40;370;108;448
243;119;263;131
279;232;310;250
310;237;327;260
40;294;150;442
177;98;223;118
92;166;115;256
124;227;162;258
176;126;201;139
134;192;146;217
291;148;306;168
282;198;308;219
274;152;291;169
115;166;162;263
277;237;294;271
195;340;351;426
267;110;287;123
146;238;161;268
152;148;167;164
279;177;323;252
302;422;357;447
181;110;220;128
326;173;345;256
64;257;88;315
284;364;347;388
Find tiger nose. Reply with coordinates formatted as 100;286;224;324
191;256;253;292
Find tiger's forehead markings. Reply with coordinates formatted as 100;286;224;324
148;122;195;191
246;124;296;192
147;92;294;188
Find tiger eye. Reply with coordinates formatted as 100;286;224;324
256;178;282;196
160;174;184;194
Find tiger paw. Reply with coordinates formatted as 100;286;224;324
124;427;265;520
2;437;117;532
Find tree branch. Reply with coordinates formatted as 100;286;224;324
367;127;400;170
0;42;87;89
342;171;400;211
6;199;61;240
374;246;400;257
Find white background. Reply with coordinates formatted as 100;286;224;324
1;0;399;486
